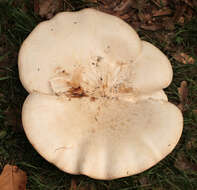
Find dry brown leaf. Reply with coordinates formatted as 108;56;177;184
0;164;27;190
138;12;151;22
194;0;197;7
39;0;63;19
177;16;185;24
131;21;141;30
152;7;172;16
185;7;193;22
173;52;194;64
81;184;96;190
151;0;168;7
86;0;97;2
162;18;175;31
98;0;119;10
175;152;197;172
69;178;96;190
34;0;39;14
119;13;131;20
182;0;193;7
177;81;188;111
139;176;149;185
186;137;196;149
114;0;138;12
97;0;138;23
140;23;163;31
173;3;186;23
69;178;77;190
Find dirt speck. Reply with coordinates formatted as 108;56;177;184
69;67;83;88
118;84;133;93
116;61;128;66
90;97;97;102
67;86;86;98
104;45;110;53
91;128;96;133
96;56;103;62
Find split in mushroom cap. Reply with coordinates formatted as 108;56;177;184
18;8;183;180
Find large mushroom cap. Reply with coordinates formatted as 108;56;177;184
18;8;183;180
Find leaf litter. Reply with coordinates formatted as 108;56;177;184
0;164;27;190
177;81;188;112
173;52;195;64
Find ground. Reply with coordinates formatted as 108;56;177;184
0;0;197;189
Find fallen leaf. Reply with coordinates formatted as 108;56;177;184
119;13;131;20
177;81;188;111
139;176;149;185
69;178;96;190
173;52;194;64
173;3;186;23
98;0;118;10
69;178;77;190
114;0;138;12
175;152;197;172
39;0;63;19
184;7;193;22
151;0;168;7
138;12;151;22
162;17;175;30
177;16;185;24
186;137;196;149
86;0;97;3
181;0;193;7
34;0;39;14
0;164;27;190
194;0;197;7
131;21;141;30
80;184;96;190
140;23;163;31
152;7;172;16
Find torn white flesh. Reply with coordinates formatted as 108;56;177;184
48;41;172;101
23;93;183;180
21;39;172;100
49;59;168;101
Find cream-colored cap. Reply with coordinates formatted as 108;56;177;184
18;8;183;180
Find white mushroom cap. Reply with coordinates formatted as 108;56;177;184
18;8;183;180
23;93;182;179
18;8;141;94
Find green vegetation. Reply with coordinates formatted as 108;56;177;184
0;0;197;189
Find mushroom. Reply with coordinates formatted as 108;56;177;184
18;9;183;180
